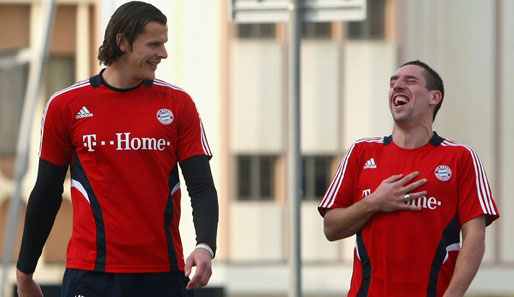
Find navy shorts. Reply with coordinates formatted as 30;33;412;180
61;269;195;297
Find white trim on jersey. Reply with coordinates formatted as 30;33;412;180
319;137;383;209
153;79;186;93
355;237;361;261
441;140;497;216
171;181;181;196
153;79;213;157
39;80;91;157
71;179;91;204
443;243;461;264
200;121;212;156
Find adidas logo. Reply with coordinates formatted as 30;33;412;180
75;106;93;119
363;158;377;169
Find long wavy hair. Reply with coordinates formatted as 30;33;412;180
97;1;167;66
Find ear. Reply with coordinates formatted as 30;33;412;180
429;90;442;106
116;34;128;53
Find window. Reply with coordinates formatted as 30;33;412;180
45;55;75;102
302;22;332;39
0;54;74;156
237;155;276;200
347;0;385;40
0;50;29;156
237;23;276;39
302;156;332;201
0;199;25;262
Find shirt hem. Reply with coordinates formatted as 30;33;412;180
66;263;184;273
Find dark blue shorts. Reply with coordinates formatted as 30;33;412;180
61;269;195;297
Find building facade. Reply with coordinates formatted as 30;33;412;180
1;0;513;296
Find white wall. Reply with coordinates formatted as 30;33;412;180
229;202;285;261
300;41;341;154
301;202;340;261
499;0;514;263
230;40;285;153
342;41;396;147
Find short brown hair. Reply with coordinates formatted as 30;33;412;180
97;1;167;66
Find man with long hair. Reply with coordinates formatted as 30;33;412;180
16;2;218;296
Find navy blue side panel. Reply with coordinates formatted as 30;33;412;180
164;165;180;270
426;216;460;297
356;231;372;297
71;154;107;272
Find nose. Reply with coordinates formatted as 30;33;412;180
392;79;405;91
159;45;168;59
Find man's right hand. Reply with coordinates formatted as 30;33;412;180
16;269;43;297
368;171;427;212
324;171;427;241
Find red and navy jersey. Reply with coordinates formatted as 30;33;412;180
39;72;212;273
318;132;499;297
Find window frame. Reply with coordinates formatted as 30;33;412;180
302;155;333;201
237;155;276;201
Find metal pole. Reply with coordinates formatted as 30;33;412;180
0;0;56;295
287;0;302;297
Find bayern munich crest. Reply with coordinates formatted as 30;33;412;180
156;108;174;125
434;165;452;182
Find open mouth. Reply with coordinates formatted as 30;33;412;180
393;95;409;106
147;61;159;69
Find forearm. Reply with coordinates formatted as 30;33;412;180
17;159;67;273
443;216;486;297
180;155;219;255
16;268;43;297
324;198;377;241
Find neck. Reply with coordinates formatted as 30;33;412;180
102;64;142;89
391;124;433;149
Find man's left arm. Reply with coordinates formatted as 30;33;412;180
180;155;219;290
443;215;487;297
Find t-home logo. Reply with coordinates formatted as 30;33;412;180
82;132;170;152
406;195;442;210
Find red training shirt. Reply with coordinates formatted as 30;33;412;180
318;133;499;297
39;72;212;273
